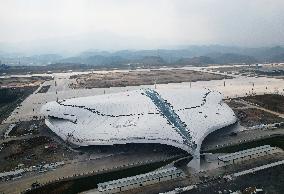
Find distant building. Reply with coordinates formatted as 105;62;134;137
0;63;9;69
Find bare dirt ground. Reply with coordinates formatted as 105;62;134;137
69;69;230;89
0;76;52;88
225;95;284;127
8;120;44;137
225;99;246;109
242;94;284;114
0;135;74;172
234;108;284;127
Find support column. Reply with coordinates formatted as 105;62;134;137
187;149;200;171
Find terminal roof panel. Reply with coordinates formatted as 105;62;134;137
41;88;237;154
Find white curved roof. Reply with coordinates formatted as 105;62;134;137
40;88;236;154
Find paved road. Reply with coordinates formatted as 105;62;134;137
0;152;178;194
202;127;284;152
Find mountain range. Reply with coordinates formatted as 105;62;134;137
1;45;284;67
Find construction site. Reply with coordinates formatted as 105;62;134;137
0;65;283;194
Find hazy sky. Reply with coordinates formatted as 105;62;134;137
0;0;284;53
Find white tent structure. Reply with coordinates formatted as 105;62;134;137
41;88;236;170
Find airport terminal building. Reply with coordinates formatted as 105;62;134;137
41;88;237;169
